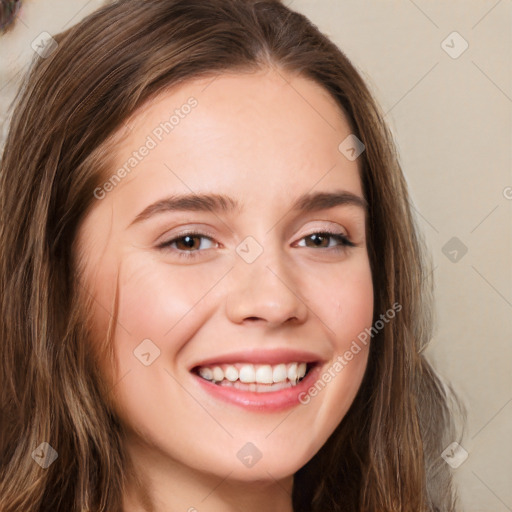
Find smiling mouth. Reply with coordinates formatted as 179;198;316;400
192;361;317;392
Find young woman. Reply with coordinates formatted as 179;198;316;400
0;1;464;510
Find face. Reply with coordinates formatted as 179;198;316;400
76;68;374;487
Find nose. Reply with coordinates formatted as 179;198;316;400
225;248;308;328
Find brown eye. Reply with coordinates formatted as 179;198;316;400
173;235;202;251
299;231;355;249
158;231;217;260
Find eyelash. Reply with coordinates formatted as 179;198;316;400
157;229;356;260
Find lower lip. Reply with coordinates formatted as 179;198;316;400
192;363;323;411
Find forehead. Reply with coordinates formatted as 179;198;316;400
99;68;364;218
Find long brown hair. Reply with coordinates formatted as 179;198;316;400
0;0;465;510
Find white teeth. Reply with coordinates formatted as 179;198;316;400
224;365;239;382
256;365;274;384
272;364;287;383
198;367;213;380
212;366;224;382
218;379;295;393
287;362;298;382
239;365;256;383
195;362;311;387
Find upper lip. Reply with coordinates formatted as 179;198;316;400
189;348;325;370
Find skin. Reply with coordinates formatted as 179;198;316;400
75;66;374;512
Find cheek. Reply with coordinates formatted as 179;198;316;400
298;257;373;437
336;272;374;341
104;251;218;334
85;255;216;426
316;256;374;343
329;259;374;391
100;255;228;379
118;265;196;334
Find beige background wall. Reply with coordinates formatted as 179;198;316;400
1;1;510;510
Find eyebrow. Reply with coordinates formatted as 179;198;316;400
128;190;368;227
